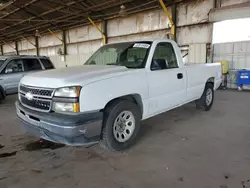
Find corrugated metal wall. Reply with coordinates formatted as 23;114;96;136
188;43;207;63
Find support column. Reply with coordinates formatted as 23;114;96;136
171;3;177;41
35;36;39;56
62;30;67;55
102;20;108;44
15;41;19;55
62;30;67;67
214;0;221;8
1;45;3;55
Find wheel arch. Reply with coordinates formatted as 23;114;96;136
206;77;215;86
103;94;143;118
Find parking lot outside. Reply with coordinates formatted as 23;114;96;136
1;90;250;188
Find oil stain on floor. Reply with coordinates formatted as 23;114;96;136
25;139;65;151
0;151;17;158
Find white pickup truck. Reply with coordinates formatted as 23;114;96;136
16;39;222;151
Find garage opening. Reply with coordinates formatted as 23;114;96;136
212;18;250;89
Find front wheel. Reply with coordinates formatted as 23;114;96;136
195;83;214;111
100;100;141;151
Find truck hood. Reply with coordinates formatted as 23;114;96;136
20;65;132;88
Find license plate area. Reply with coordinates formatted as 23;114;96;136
19;109;41;127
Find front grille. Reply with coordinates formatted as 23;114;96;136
20;95;51;111
19;85;54;112
20;85;53;97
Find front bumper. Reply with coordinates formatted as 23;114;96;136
16;101;103;146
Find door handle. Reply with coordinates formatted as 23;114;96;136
177;73;183;79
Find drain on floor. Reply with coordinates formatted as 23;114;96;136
0;151;17;158
0;144;4;149
25;139;65;151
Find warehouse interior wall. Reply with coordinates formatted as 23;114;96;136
3;0;248;68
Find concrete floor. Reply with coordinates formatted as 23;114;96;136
0;91;250;188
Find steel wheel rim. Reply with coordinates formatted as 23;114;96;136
113;111;135;143
206;88;213;106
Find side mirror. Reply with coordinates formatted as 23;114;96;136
151;59;167;71
5;68;13;74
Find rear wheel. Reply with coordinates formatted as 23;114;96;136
100;100;141;151
195;83;214;111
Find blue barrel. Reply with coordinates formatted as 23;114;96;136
237;70;250;88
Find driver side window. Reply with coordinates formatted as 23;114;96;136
151;42;178;71
3;59;24;74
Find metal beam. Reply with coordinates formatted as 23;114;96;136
47;0;87;12
0;14;87;40
0;0;39;19
42;0;90;24
0;0;15;11
48;29;63;42
13;4;61;31
0;0;167;43
159;0;175;40
0;0;133;34
2;41;16;51
21;36;36;47
0;0;86;33
209;2;250;22
0;18;88;22
88;17;106;44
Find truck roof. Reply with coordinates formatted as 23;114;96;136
107;39;174;45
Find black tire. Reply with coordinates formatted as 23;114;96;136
0;93;2;103
100;100;141;152
0;91;4;103
195;83;214;111
0;87;5;102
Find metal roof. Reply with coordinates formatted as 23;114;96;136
0;0;180;45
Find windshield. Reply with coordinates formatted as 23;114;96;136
0;60;5;67
85;42;152;68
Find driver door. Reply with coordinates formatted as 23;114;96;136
0;59;24;94
147;42;186;115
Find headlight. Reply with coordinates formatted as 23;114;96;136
53;86;81;113
54;86;81;97
52;102;80;113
